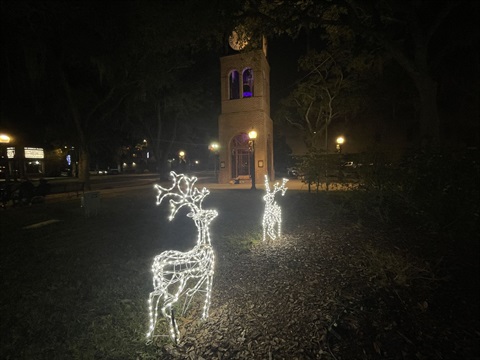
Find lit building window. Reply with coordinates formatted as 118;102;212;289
229;70;240;99
242;68;254;97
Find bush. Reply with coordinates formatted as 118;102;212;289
400;149;479;236
348;147;479;242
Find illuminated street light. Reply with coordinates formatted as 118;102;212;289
248;130;257;190
208;142;220;176
336;136;345;153
0;133;12;181
208;142;219;152
178;151;186;171
0;134;11;143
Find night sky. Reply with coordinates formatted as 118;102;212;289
1;1;478;152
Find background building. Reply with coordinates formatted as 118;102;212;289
218;33;274;184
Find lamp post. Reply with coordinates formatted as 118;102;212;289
0;134;11;144
179;151;186;172
208;142;219;177
248;130;257;190
0;133;12;181
336;136;345;153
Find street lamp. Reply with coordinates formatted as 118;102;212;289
179;151;186;172
208;142;220;176
0;133;12;181
336;136;345;153
248;130;257;190
0;134;12;143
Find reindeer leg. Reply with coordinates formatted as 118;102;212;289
182;271;213;317
163;278;186;343
202;273;213;319
263;217;267;242
147;290;162;339
171;307;178;344
161;302;178;343
181;286;196;316
278;209;282;238
182;277;204;316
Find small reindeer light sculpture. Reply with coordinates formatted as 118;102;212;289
147;172;217;344
263;176;288;242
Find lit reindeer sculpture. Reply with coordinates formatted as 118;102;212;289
147;172;218;344
263;176;288;242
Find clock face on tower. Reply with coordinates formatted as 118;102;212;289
228;29;249;51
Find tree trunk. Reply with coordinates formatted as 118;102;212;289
152;100;167;179
78;147;91;190
413;75;441;148
60;67;92;190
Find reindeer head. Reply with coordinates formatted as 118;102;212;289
263;175;288;204
187;209;218;227
155;172;212;221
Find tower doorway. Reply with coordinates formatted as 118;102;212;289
230;133;251;179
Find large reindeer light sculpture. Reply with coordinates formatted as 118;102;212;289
147;172;218;344
263;176;288;242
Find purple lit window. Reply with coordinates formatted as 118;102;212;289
243;68;254;98
229;70;240;99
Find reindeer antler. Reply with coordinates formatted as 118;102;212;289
264;175;288;197
273;177;288;196
155;172;210;220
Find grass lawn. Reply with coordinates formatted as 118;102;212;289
0;186;282;359
0;185;478;359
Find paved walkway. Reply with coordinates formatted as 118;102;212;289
48;178;358;202
5;175;357;208
197;178;309;191
199;178;359;191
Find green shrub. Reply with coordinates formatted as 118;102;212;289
345;147;479;242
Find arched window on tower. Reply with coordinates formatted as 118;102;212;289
242;68;254;98
229;70;240;99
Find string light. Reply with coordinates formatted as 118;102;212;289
147;172;217;344
263;176;288;242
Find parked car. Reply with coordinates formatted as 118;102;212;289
107;168;120;175
287;167;306;180
342;161;356;168
287;167;300;178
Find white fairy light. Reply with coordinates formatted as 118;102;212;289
263;176;288;242
147;172;217;344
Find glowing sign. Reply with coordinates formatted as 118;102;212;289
147;172;218;344
7;147;15;159
263;176;288;242
24;147;44;159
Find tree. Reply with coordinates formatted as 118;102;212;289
119;1;223;178
239;0;479;148
1;1;145;187
1;1;235;185
277;46;373;153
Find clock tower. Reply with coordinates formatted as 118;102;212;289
217;30;274;184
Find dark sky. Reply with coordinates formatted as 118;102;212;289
1;1;478;151
268;36;306;107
